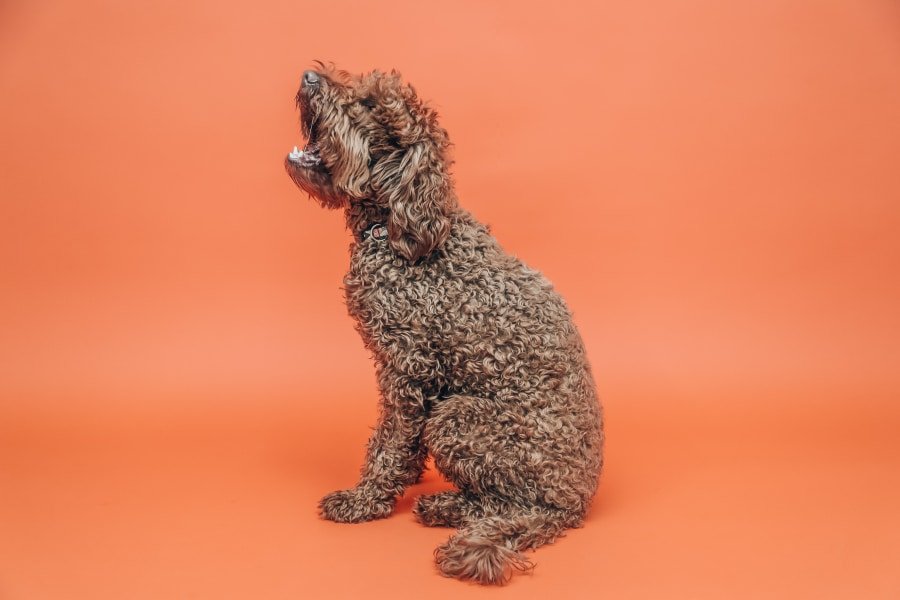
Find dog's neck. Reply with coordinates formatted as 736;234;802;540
345;199;389;241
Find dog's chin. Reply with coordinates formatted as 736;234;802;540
284;147;346;209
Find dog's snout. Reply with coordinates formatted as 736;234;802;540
303;70;320;87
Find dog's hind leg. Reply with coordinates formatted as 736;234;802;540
422;393;592;583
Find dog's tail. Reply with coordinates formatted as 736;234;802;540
433;507;572;585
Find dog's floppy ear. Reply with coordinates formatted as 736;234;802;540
373;142;452;262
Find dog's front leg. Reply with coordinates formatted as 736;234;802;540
319;367;429;523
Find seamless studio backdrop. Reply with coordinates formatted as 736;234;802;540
1;1;899;599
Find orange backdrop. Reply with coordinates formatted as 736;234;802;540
1;1;899;598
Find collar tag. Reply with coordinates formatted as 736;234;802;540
361;223;388;242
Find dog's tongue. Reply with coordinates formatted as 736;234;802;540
288;143;321;166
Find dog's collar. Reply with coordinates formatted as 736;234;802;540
359;223;388;243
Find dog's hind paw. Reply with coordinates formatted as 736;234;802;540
318;487;395;523
413;491;482;528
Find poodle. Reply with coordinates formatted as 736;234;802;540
284;63;603;585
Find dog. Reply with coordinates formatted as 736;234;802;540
284;63;603;585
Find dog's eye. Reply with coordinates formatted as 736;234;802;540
359;97;376;110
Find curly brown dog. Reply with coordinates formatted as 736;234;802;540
284;64;603;585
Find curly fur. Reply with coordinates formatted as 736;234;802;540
285;63;604;585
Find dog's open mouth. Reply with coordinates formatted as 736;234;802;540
287;142;322;168
288;100;325;170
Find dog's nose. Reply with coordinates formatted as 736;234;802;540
303;70;320;87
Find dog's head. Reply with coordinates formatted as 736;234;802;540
285;64;455;261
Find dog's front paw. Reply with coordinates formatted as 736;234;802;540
318;487;395;523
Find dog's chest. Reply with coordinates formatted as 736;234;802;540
343;244;450;354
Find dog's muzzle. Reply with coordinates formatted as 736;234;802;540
289;71;323;167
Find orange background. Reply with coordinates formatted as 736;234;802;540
1;1;899;598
